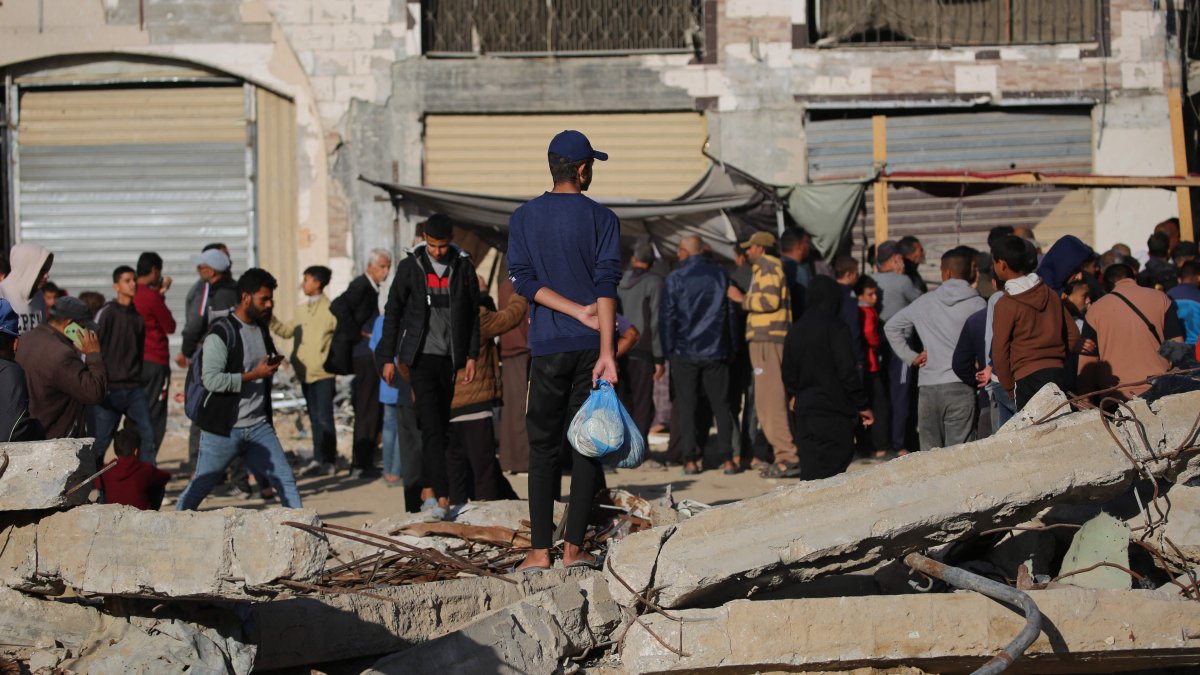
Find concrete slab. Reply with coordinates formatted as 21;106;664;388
1157;482;1200;560
250;567;600;670
0;438;97;511
0;587;109;649
364;575;620;675
606;391;1200;609
0;505;328;599
623;588;1200;674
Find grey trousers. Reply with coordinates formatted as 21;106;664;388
917;382;977;452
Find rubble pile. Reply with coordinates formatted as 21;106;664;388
2;386;1200;673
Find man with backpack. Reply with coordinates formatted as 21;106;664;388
177;268;301;510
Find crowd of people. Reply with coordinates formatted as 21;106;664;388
0;130;1193;572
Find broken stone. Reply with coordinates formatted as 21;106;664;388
0;439;97;511
1059;512;1131;589
0;587;110;650
606;391;1200;609
996;382;1072;434
250;567;600;670
0;505;328;599
1156;482;1200;561
60;614;255;675
622;588;1200;674
364;575;619;675
27;647;68;673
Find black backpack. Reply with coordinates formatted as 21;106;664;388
184;318;237;422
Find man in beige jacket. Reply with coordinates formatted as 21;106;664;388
271;265;338;476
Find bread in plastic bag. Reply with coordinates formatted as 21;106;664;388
568;379;625;458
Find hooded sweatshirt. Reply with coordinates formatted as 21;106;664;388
617;268;663;361
782;276;869;417
95;455;170;510
0;243;52;334
991;274;1081;393
1036;235;1092;295
884;278;986;387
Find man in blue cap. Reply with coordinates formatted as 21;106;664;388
507;130;621;571
0;299;42;441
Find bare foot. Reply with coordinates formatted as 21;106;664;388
561;542;596;567
517;548;553;571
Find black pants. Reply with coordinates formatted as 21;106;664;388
351;353;383;469
303;378;338;465
140;361;170;451
794;412;856;480
447;416;504;505
617;356;656;439
671;358;735;464
527;349;604;550
410;353;456;499
857;369;892;455
1015;367;1069;410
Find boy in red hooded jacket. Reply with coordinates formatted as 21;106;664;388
97;427;170;510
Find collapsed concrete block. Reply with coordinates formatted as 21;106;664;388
250;567;598;669
1059;512;1131;589
364;575;619;675
60;614;255;675
623;588;1200;674
996;382;1071;434
0;586;109;649
606;391;1200;609
0;438;97;511
0;505;328;599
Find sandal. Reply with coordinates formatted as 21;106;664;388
682;462;701;476
759;462;801;478
564;555;604;570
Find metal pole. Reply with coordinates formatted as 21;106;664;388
904;552;1043;675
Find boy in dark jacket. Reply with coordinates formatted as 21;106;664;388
991;236;1081;409
782;276;873;480
0;299;42;442
97;427;170;510
94;266;157;464
376;214;481;520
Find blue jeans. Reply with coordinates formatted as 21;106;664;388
176;422;301;510
93;387;157;467
382;403;421;484
302;378;337;465
986;381;1017;433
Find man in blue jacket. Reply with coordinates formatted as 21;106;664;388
507;130;620;572
660;235;737;475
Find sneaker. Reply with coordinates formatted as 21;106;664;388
302;461;334;477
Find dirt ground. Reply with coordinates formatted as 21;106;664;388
153;390;881;527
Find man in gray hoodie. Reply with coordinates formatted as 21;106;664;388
884;249;985;452
616;243;664;440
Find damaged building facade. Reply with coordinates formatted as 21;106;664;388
0;0;1193;301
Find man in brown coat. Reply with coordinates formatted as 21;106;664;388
17;296;107;439
446;279;528;505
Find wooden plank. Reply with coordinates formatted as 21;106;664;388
879;173;1200;189
1168;88;1194;241
872;115;888;244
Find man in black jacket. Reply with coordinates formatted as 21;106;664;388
176;268;299;510
660;235;737;475
0;299;42;442
330;247;391;477
376;214;480;520
782;276;873;480
94;266;157;466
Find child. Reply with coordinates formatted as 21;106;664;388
97;427;170;510
855;276;891;457
1062;279;1089;332
369;315;423;513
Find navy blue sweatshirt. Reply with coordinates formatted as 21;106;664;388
506;192;622;357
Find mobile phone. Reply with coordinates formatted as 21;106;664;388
267;354;285;366
64;322;85;348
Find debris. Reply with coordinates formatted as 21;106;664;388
0;587;109;650
396;521;531;548
364;575;619;675
1155;482;1200;561
0;439;97;511
59;614;255;675
995;382;1072;434
621;588;1200;674
606;392;1200;609
1058;512;1132;589
0;505;328;599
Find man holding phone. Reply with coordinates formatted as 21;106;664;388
176;268;302;510
16;296;107;439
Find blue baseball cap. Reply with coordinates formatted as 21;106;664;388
548;130;608;163
0;299;18;337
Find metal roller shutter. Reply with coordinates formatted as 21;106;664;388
423;112;709;200
14;85;253;326
806;109;1094;270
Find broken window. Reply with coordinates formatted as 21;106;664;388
421;0;704;56
810;0;1102;47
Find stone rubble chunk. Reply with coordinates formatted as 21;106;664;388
1059;512;1132;589
0;505;328;599
606;391;1200;610
364;575;619;675
251;567;600;670
60;614;255;675
0;439;97;511
0;586;110;649
622;588;1200;674
996;382;1072;434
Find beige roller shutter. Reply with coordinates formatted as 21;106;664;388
424;112;708;200
14;85;252;329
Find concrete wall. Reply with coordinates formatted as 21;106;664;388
0;0;1186;285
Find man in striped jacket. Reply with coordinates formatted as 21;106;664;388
727;231;798;477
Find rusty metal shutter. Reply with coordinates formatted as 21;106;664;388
423;112;709;200
13;85;252;325
806;108;1094;271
